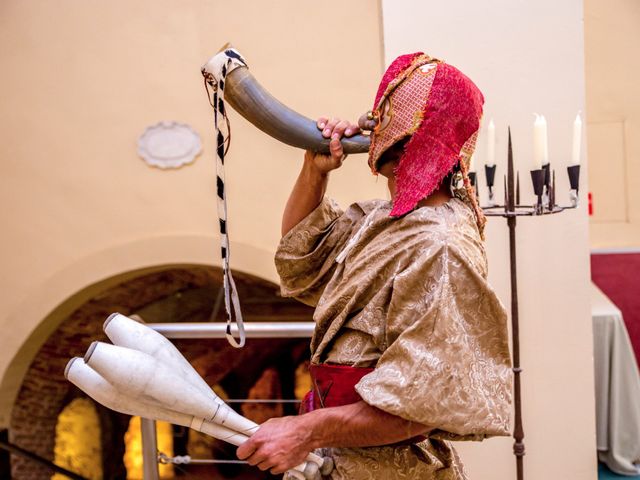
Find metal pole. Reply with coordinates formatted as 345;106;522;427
507;129;525;480
0;439;89;480
509;215;524;480
148;321;315;339
140;418;160;480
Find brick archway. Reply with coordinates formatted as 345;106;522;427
8;265;313;479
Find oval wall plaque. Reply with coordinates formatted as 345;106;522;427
137;121;202;169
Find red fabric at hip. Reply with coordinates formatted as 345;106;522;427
300;363;428;445
300;364;374;414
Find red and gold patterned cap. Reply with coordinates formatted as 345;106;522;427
369;52;485;233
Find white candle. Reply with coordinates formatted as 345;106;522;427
486;119;496;167
571;112;582;165
541;115;549;165
532;114;546;170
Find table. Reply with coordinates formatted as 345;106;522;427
592;283;640;475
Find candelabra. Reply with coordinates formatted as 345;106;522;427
473;128;580;480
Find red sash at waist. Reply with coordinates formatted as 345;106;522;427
300;363;374;414
300;363;427;445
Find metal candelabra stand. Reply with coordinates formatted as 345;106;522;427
474;128;581;480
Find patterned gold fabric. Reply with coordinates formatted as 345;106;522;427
368;60;438;171
275;197;512;479
316;442;468;480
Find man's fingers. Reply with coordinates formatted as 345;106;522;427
319;116;362;139
329;137;344;161
270;463;289;475
321;118;340;138
236;441;256;460
344;122;361;137
257;458;276;471
246;451;269;467
237;440;272;469
331;120;351;139
317;116;329;130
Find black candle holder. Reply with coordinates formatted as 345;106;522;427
541;162;551;208
481;127;580;480
567;164;581;207
530;169;545;214
542;163;551;188
485;164;497;205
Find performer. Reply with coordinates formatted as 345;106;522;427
237;52;513;479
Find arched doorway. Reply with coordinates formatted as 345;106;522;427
52;397;103;480
7;265;313;479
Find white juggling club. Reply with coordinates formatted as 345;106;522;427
65;358;314;480
104;313;216;399
65;357;247;444
84;341;257;434
101;314;332;474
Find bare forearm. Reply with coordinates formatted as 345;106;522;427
236;400;431;474
281;158;329;237
280;116;361;237
302;401;431;449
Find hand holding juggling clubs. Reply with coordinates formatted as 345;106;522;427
65;313;333;479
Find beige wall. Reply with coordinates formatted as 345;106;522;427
585;0;640;249
0;0;384;424
0;0;597;478
381;0;596;478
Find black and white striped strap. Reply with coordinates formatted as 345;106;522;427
202;48;247;348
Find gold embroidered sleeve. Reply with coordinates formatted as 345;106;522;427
355;245;513;439
274;197;360;307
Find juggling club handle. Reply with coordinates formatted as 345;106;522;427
307;453;333;475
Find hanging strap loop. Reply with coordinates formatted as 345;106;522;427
202;48;248;348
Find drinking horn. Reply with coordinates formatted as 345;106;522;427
201;44;371;154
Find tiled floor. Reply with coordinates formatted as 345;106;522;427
599;463;640;479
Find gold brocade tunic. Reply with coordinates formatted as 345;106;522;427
275;197;513;479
